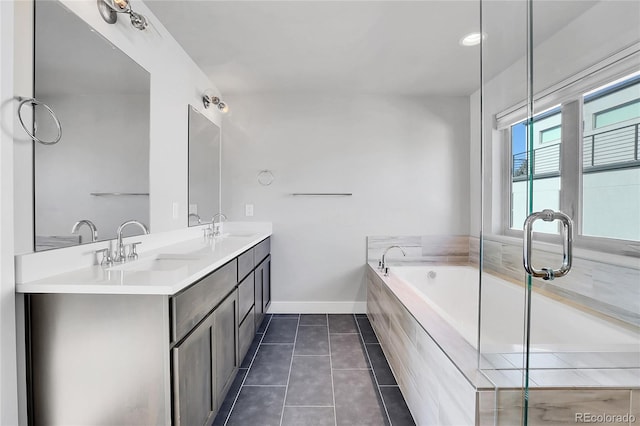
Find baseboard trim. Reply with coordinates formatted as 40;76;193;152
267;301;367;314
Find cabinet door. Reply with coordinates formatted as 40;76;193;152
262;256;271;313
213;291;239;409
254;263;264;327
238;271;255;323
172;312;216;426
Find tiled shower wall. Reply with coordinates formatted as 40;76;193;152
367;235;639;327
477;236;640;327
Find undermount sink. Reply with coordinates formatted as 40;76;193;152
107;254;199;272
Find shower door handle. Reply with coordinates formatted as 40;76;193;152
523;209;573;281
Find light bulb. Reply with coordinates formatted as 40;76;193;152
113;0;129;10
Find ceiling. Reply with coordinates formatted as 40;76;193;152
146;1;599;96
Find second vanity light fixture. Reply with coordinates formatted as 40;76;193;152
97;0;148;31
203;91;230;114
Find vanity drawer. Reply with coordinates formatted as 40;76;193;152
238;307;255;363
237;249;254;281
238;271;254;322
254;237;271;264
171;259;238;344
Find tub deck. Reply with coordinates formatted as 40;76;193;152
366;262;640;425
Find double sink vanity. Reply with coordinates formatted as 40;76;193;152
16;225;272;426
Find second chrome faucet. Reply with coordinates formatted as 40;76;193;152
114;220;149;263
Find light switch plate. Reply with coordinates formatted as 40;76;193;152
245;204;254;217
172;202;179;219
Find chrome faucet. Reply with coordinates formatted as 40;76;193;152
71;219;98;243
210;213;227;238
380;245;407;270
114;220;149;263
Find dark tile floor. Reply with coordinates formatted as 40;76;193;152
213;314;416;426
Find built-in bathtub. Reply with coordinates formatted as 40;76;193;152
366;262;640;425
391;265;640;354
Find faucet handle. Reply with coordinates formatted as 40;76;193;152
127;242;142;261
95;248;113;267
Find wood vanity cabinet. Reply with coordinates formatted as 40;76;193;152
170;260;239;426
171;237;270;425
25;236;271;426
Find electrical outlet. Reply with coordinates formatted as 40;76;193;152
172;202;179;219
245;204;254;217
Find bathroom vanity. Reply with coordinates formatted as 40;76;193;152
17;231;271;426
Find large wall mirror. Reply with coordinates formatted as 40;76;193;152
188;105;221;226
33;0;150;251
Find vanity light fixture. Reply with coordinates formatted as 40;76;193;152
97;0;148;31
203;93;230;114
459;32;486;47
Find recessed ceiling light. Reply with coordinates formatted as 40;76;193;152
460;32;486;47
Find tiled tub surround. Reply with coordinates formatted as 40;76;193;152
214;314;416;426
366;264;640;425
367;235;472;265
371;235;639;327
475;236;640;327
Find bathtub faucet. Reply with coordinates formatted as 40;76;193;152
380;245;407;270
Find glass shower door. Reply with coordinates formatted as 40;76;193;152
478;0;533;421
481;1;640;424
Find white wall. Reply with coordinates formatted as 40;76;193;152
0;0;19;423
13;0;223;253
223;93;470;311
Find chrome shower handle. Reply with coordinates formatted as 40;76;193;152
523;209;573;281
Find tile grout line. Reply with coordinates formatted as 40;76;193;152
281;405;335;408
354;314;393;426
222;314;273;426
279;314;300;426
328;314;338;426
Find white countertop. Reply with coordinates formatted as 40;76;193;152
15;231;270;295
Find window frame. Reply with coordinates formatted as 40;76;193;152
498;64;640;256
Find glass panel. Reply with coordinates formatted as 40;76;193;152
524;1;640;425
582;74;640;241
482;1;640;424
479;0;530;420
510;108;561;233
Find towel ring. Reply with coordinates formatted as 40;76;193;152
17;97;62;145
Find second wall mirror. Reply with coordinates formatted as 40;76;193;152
188;105;221;226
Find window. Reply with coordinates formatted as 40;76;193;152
510;108;561;234
540;125;561;144
593;99;640;129
504;72;640;244
582;75;640;241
